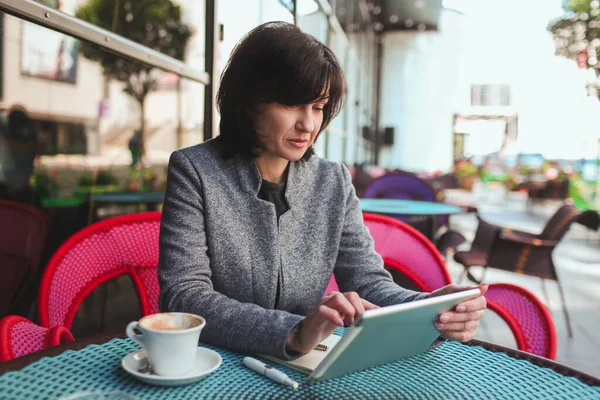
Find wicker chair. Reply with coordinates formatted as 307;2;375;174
364;171;445;234
527;178;570;207
454;204;600;338
364;172;470;255
328;213;558;359
0;212;161;361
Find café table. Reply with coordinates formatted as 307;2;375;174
1;329;598;399
90;192;165;221
92;192;165;209
359;198;464;240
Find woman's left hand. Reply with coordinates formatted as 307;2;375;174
430;283;488;342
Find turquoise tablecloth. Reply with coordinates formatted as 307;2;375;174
360;198;463;216
1;330;598;399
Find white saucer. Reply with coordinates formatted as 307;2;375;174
121;347;222;387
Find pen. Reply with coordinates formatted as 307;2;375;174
243;357;299;390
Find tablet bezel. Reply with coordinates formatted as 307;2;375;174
307;288;482;383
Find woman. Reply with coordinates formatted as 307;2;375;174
158;22;487;360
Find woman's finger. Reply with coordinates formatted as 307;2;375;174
323;292;357;326
314;305;345;327
440;330;475;342
439;310;484;323
435;320;479;332
455;296;487;313
361;299;379;310
343;292;365;322
320;291;339;305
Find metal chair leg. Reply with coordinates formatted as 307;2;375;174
540;278;550;305
480;266;487;282
556;280;573;338
100;282;108;333
466;266;487;284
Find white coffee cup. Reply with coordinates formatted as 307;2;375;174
126;312;206;377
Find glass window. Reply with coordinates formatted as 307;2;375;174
0;10;205;322
217;0;294;81
1;5;206;334
296;0;329;44
343;49;360;165
325;26;348;163
334;0;361;35
499;84;511;106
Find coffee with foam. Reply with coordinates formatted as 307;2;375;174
139;313;203;331
126;312;206;377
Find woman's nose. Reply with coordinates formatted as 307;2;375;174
295;107;315;133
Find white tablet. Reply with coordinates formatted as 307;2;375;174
307;288;482;383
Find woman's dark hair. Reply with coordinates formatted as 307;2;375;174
216;21;346;160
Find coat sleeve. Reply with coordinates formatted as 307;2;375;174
158;151;303;360
333;165;430;306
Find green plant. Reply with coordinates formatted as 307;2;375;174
454;160;478;178
548;1;600;98
96;169;119;186
78;171;95;187
78;169;119;186
129;167;157;192
518;165;532;176
540;162;552;173
30;170;59;198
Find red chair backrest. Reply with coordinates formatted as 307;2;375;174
0;199;49;318
362;212;452;291
484;283;557;359
326;212;451;294
38;212;161;329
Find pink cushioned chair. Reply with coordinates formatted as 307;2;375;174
0;212;161;361
327;212;557;359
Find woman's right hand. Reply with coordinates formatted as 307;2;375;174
286;291;379;354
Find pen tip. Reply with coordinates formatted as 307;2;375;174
293;382;299;390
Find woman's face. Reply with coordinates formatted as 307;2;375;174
253;99;327;162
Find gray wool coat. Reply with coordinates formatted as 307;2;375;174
158;138;428;360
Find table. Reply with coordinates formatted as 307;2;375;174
1;330;598;399
92;192;165;208
360;198;463;239
91;192;165;220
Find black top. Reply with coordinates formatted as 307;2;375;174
258;179;289;308
257;179;289;220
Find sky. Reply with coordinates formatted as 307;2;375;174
446;0;600;159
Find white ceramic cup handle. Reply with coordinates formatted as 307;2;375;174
126;321;145;348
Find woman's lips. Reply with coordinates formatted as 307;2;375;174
287;139;308;149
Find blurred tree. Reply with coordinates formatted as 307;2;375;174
75;0;192;158
548;0;600;96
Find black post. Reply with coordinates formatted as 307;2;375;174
0;12;4;100
373;32;383;165
292;0;298;24
203;0;215;142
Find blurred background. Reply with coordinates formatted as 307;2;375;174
1;0;599;377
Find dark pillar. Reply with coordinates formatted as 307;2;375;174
373;32;383;165
292;0;298;24
203;0;216;142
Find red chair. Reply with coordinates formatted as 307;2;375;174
328;212;557;359
0;199;49;319
0;212;161;361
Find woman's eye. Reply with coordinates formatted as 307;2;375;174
314;107;324;111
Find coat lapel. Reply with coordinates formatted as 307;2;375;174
233;156;279;308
